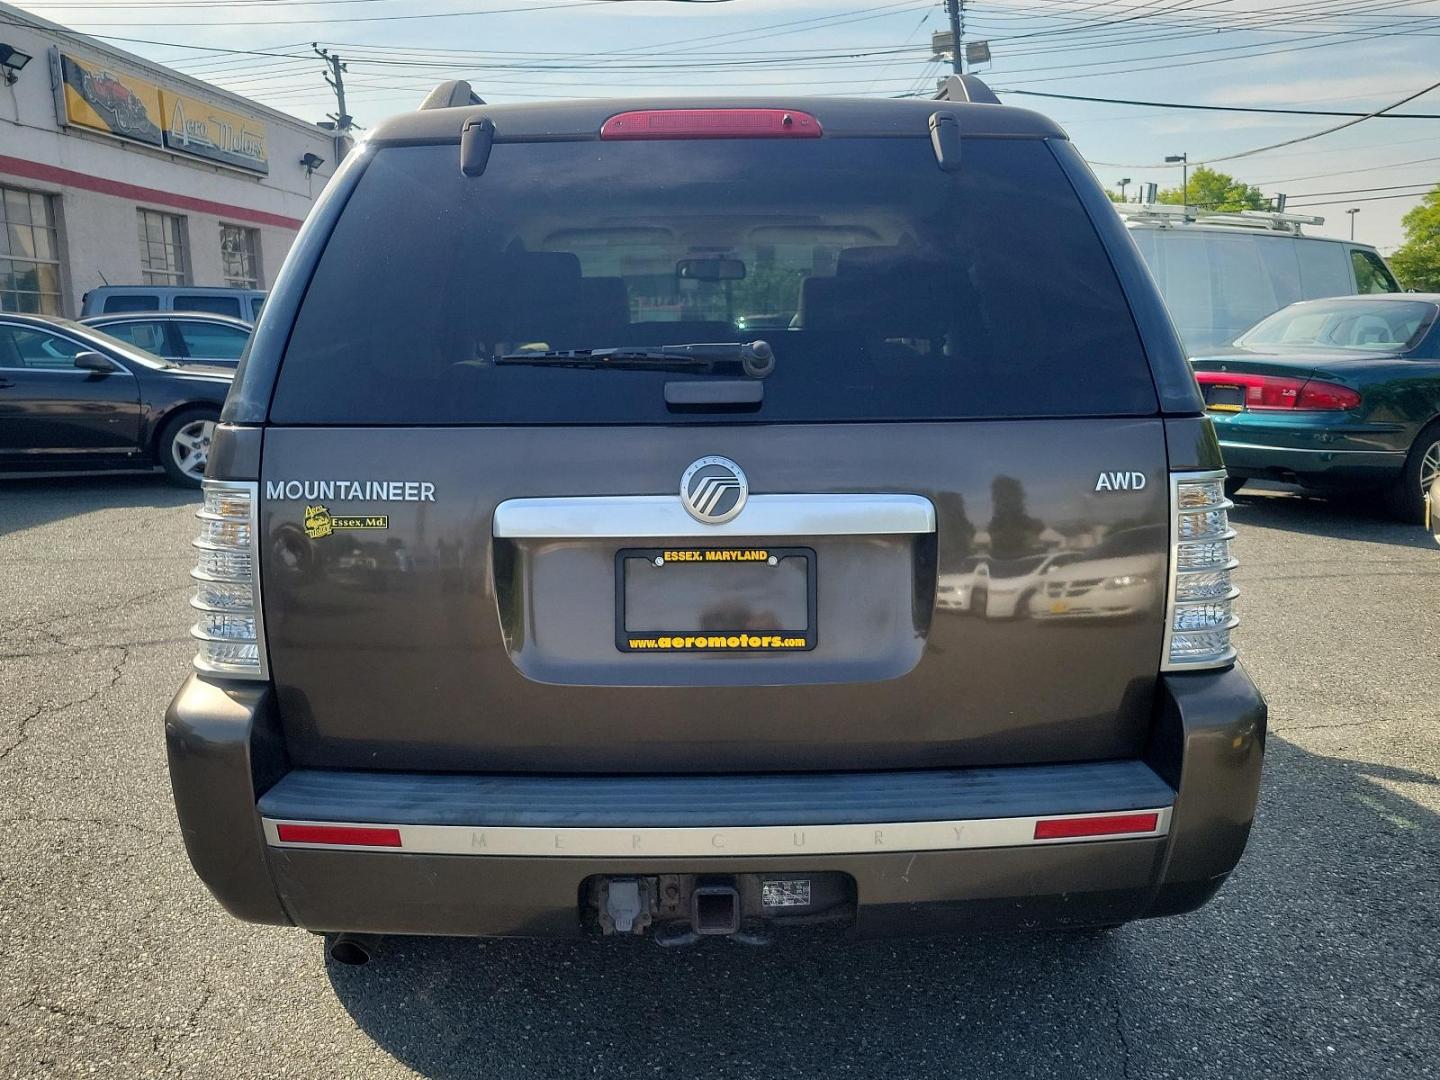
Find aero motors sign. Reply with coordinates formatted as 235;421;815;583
52;49;269;174
160;89;269;174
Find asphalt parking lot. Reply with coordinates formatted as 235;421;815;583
1;475;1436;1080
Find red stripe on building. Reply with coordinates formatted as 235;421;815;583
0;153;306;230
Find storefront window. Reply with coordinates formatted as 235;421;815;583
0;185;63;315
220;224;261;288
138;209;188;286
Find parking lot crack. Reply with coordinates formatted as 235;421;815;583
0;813;167;844
1106;976;1135;1080
1276;716;1406;732
0;643;131;766
0;583;188;641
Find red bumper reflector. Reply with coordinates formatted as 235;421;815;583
1033;812;1159;840
276;824;402;847
600;108;822;141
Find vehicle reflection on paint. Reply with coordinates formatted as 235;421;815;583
980;551;1082;620
934;524;1168;624
1022;525;1167;621
935;556;987;614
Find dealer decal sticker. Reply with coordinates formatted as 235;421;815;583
303;505;389;540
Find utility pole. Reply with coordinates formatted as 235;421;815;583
313;44;353;164
944;0;964;74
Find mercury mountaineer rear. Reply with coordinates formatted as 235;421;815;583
167;83;1266;949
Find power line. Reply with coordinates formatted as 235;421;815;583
1089;77;1440;169
1287;188;1436;207
997;87;1440;119
56;0;742;27
1286;182;1440;199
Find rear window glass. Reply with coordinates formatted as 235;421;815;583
1239;299;1436;351
103;294;159;313
1133;231;1308;353
271;137;1156;424
177;295;243;318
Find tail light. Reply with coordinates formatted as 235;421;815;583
191;480;268;679
1195;371;1360;411
1164;471;1239;670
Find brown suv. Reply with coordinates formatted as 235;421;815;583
166;82;1265;958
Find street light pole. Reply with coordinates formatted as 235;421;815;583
1165;153;1189;205
1347;208;1360;240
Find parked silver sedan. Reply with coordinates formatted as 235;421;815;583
79;311;252;369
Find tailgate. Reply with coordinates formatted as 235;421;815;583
260;419;1170;772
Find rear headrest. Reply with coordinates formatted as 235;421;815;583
578;276;630;333
505;251;583;341
795;276;862;329
796;271;953;337
836;245;928;277
510;251;582;292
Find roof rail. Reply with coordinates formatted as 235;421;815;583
933;74;1000;105
418;80;485;110
1114;203;1325;233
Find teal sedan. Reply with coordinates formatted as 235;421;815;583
1190;294;1440;521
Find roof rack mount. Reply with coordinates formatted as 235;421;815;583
419;80;485;110
932;74;1001;105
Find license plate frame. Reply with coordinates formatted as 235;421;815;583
615;546;817;653
1204;382;1245;412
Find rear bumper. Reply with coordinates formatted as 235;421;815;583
165;666;1266;937
1209;412;1409;485
1219;438;1405;484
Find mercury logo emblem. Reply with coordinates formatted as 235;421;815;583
680;456;748;524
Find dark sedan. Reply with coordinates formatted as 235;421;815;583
0;313;232;486
1191;294;1440;521
79;311;252;370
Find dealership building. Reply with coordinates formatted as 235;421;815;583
0;2;338;317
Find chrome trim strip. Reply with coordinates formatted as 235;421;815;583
493;493;936;539
262;807;1171;858
1218;440;1405;456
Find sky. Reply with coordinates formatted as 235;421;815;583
9;0;1440;252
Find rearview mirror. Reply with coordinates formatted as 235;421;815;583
677;258;746;282
73;351;115;373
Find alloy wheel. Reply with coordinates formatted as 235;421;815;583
171;419;215;480
1420;439;1440;497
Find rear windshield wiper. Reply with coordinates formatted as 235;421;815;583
496;340;775;378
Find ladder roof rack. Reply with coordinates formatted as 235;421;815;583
1114;203;1325;233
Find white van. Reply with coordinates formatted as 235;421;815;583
80;285;266;323
1120;206;1400;354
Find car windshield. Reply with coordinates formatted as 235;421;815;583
1237;300;1437;352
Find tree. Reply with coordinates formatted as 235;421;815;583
1156;166;1268;211
1390;183;1440;292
